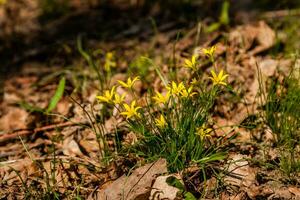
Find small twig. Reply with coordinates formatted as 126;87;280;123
0;155;102;169
0;121;88;143
262;9;300;19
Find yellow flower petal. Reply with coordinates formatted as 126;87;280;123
96;86;116;104
155;114;167;128
120;100;141;119
118;76;140;89
209;69;228;86
153;91;170;105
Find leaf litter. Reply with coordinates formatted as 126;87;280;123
1;1;300;199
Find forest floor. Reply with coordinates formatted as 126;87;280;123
1;1;300;199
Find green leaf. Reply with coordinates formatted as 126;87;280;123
184;192;197;200
166;176;184;190
46;77;66;113
220;0;230;25
18;101;44;113
193;152;227;164
205;22;221;33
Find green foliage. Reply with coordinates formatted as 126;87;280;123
77;36;105;91
18;77;66;114
264;70;300;145
274;16;300;55
205;0;230;33
219;0;230;25
119;65;230;172
166;176;197;200
132;92;217;172
96;46;231;174
19;101;45;113
262;66;300;176
46;77;66;113
280;150;300;176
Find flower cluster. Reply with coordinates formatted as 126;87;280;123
152;91;170;105
152;82;197;106
97;45;229;135
96;76;141;119
93;45;231;173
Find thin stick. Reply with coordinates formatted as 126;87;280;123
0;121;88;143
262;9;300;18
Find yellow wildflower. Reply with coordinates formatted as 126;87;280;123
121;100;141;119
166;81;185;96
113;93;126;104
96;86;116;103
191;78;198;85
180;86;197;98
196;124;212;140
104;52;116;72
184;55;197;71
155;114;167;128
209;69;228;86
203;45;216;58
118;76;140;89
152;91;170;105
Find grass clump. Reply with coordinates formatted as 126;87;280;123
262;66;300;176
96;46;231;173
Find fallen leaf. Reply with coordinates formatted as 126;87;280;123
289;186;300;198
79;139;99;153
229;21;275;56
0;107;29;131
224;154;256;188
259;58;278;77
270;187;292;199
149;175;181;200
96;159;167;200
250;21;276;55
63;138;83;157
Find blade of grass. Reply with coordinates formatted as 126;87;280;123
46;77;65;113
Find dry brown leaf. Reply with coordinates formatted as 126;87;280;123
224;154;256;188
213;118;234;137
149;174;181;200
259;58;278;77
0;107;29;131
96;158;167;200
61;126;80;137
228;192;248;200
63;138;83;157
250;21;276;55
123;131;138;146
104;117;118;135
79;139;99;153
229;21;275;56
288;186;300;198
270;187;292;199
235;127;251;143
56;97;72;116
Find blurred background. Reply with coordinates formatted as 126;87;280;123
1;0;300;98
